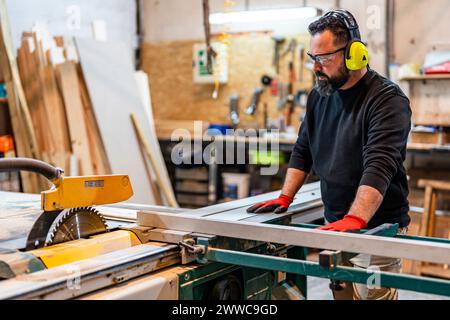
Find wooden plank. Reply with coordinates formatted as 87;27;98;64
420;264;450;280
76;63;110;175
21;34;50;155
0;251;45;279
55;61;93;175
130;114;164;206
131;113;176;207
75;38;157;205
416;187;435;275
420;186;435;237
17;42;44;151
135;71;177;206
418;179;450;192
32;34;59;156
0;243;178;300
17;34;50;155
137;211;450;265
41;64;71;163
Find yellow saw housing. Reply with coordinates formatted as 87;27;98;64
41;174;133;211
30;230;142;268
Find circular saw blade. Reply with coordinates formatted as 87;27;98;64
45;207;108;246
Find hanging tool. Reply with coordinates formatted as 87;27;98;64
281;39;298;126
277;82;288;110
263;103;269;129
285;62;296;127
282;39;298;66
272;36;286;75
229;94;240;127
261;75;273;87
299;43;305;83
277;39;298;110
202;0;217;75
0;158;133;250
202;0;220;99
245;88;263;116
270;77;279;96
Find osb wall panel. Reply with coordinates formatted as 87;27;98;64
141;33;313;131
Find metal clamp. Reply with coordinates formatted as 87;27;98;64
178;239;205;265
178;239;205;254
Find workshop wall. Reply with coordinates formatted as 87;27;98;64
6;0;138;51
141;33;312;128
141;0;390;127
394;0;450;65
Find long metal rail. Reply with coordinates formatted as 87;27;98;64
137;211;450;265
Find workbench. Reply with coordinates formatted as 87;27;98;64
158;135;446;208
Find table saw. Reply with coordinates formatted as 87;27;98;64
0;159;449;300
0;180;325;299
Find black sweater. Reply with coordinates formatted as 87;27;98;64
289;69;412;228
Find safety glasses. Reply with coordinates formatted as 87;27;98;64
307;46;346;65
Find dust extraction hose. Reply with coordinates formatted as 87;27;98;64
0;158;63;181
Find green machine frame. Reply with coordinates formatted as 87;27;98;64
176;221;450;299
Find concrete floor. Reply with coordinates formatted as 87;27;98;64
306;276;450;300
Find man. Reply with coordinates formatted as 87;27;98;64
247;10;412;300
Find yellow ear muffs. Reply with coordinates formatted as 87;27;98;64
345;40;369;70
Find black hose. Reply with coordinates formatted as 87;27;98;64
0;158;63;181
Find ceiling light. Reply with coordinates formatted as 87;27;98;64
209;7;320;25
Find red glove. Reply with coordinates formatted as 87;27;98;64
247;194;294;214
318;214;367;232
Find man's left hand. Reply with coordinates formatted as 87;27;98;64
318;214;367;232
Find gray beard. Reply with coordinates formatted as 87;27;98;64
314;68;350;97
315;79;337;96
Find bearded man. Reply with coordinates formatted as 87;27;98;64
247;10;412;300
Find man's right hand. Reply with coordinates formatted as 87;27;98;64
246;194;294;214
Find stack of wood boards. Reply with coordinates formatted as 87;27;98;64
5;26;177;206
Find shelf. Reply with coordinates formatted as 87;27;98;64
408;142;450;152
159;134;298;145
400;74;450;81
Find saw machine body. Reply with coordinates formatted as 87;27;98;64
0;158;133;250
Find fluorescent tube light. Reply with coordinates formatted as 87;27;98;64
210;7;320;25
